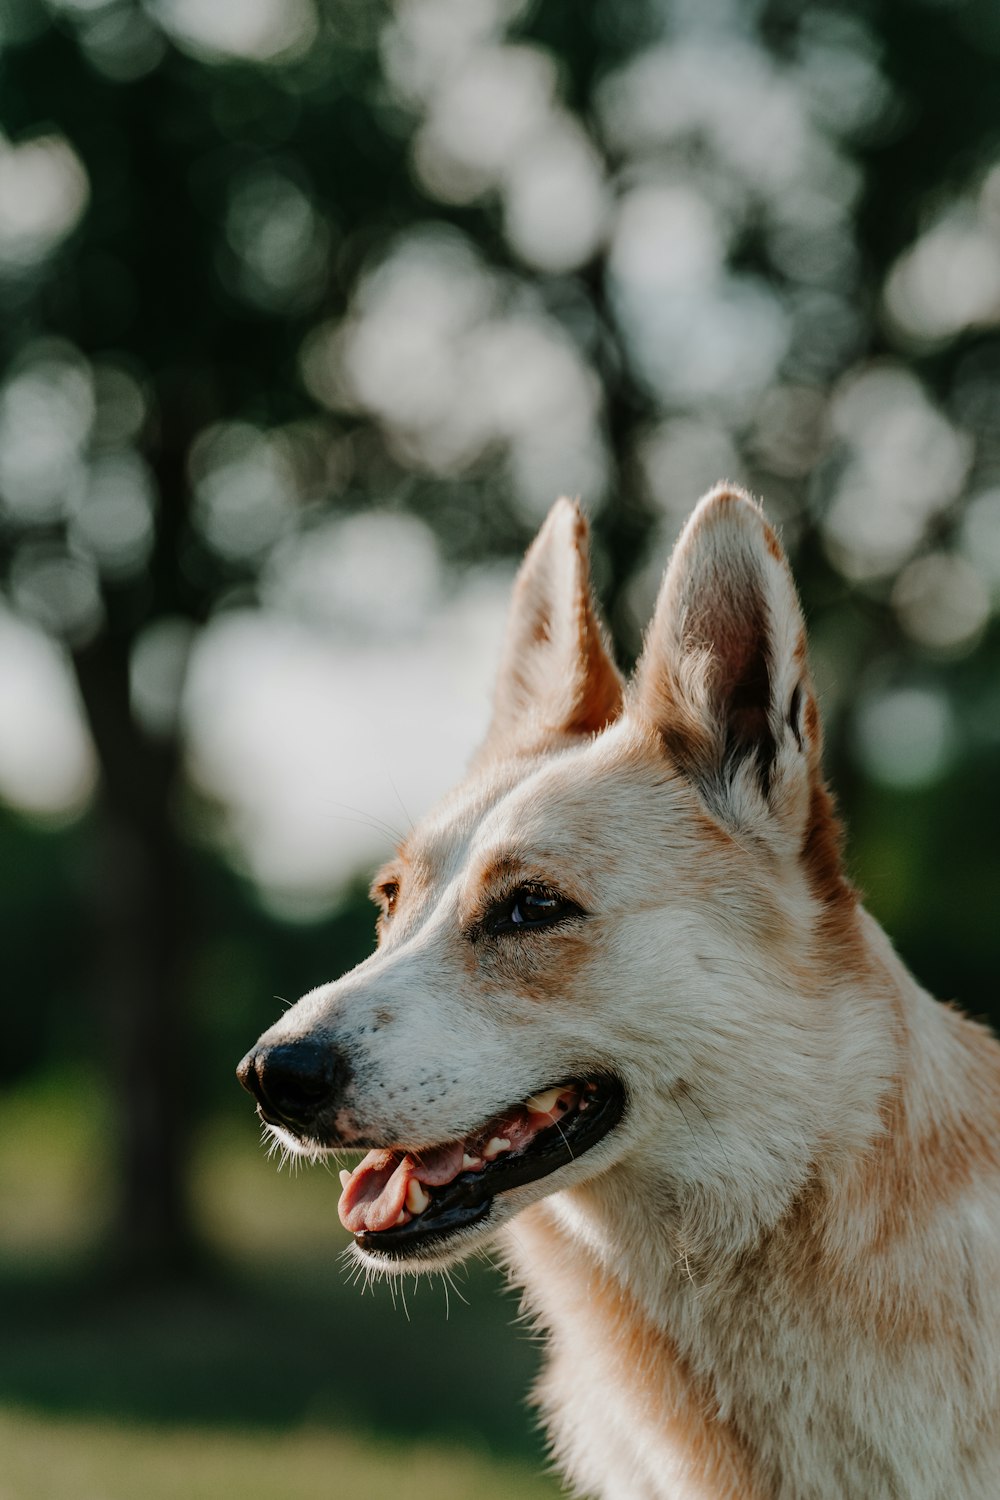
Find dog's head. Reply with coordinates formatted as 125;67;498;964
238;487;862;1271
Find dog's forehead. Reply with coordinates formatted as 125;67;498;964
401;721;684;886
399;750;556;884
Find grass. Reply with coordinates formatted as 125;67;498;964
0;1071;564;1498
0;1407;561;1500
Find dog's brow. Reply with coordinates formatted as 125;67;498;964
475;851;529;890
400;757;553;879
391;838;437;885
240;486;1000;1500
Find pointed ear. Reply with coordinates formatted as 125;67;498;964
633;485;822;841
482;499;624;755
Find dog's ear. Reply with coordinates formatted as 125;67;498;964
482;499;623;753
633;485;822;843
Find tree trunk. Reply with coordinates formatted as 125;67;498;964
73;630;199;1280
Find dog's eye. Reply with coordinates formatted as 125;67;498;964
376;880;399;918
484;886;584;937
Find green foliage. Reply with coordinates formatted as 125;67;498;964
1;4;1000;1482
2;0;999;1290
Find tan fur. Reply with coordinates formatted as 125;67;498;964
248;486;1000;1499
481;497;624;759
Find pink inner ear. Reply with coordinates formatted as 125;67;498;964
699;583;777;789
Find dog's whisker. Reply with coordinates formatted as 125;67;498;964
442;1265;469;1306
668;1084;720;1184
324;801;406;846
551;1117;575;1160
232;489;996;1494
386;771;415;838
683;1091;737;1182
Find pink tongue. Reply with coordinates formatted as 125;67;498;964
337;1098;575;1236
338;1139;467;1233
338;1151;409;1233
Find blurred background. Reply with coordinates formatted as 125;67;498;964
2;0;1000;1494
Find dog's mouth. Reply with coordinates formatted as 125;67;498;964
338;1074;625;1257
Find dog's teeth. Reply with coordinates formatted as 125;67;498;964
462;1153;481;1170
526;1088;562;1115
405;1179;431;1215
484;1136;512;1160
394;1209;408;1226
339;1169;353;1190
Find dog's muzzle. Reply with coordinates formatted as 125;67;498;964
236;1039;347;1137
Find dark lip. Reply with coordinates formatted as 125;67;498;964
353;1073;626;1259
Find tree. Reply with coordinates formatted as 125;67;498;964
2;0;999;1275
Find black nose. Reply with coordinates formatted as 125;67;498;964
236;1040;346;1133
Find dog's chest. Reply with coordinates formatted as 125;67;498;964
507;1205;985;1500
508;1209;770;1498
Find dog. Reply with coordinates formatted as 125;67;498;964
238;486;1000;1499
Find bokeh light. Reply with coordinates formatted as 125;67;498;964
4;3;1000;1484
3;0;999;889
0;132;89;271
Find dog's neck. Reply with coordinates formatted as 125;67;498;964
563;905;914;1279
502;908;999;1499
